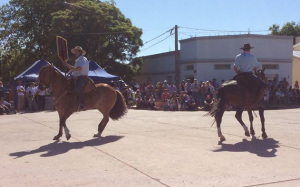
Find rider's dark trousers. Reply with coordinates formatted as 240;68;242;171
75;76;89;105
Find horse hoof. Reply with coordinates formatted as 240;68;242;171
93;133;101;138
220;136;226;142
66;134;71;140
262;133;268;139
250;130;255;136
53;136;60;140
245;131;250;137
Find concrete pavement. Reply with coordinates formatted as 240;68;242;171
0;108;300;187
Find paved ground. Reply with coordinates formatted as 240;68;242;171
0;108;300;187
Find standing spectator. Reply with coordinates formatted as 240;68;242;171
16;81;26;112
205;81;215;99
211;78;219;91
139;82;147;98
36;86;46;111
162;80;169;90
167;82;177;96
156;82;163;98
131;78;140;92
113;82;120;91
294;80;299;90
191;79;199;106
146;81;155;97
0;81;5;99
282;78;289;91
199;82;206;106
185;79;192;95
275;87;285;104
179;80;185;93
26;82;38;112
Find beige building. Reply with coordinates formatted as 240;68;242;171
137;34;294;87
293;43;300;85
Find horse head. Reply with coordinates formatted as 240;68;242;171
38;65;57;89
255;67;266;81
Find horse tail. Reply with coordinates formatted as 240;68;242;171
109;90;128;120
205;88;226;121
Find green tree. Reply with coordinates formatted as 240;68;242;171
0;0;143;83
269;21;300;44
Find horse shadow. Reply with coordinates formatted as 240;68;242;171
9;135;124;159
213;137;279;157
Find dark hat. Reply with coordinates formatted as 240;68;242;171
240;43;254;51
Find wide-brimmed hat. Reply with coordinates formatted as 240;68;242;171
71;46;86;55
240;43;254;51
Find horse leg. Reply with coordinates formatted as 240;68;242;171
53;118;64;140
216;108;226;142
235;108;250;137
94;114;109;138
247;110;255;135
258;107;268;139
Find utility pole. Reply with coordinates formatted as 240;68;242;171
175;25;180;88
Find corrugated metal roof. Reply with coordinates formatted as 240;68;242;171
293;50;300;58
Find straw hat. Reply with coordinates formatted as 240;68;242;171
71;46;86;55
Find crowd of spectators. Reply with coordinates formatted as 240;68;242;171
264;78;300;105
115;78;221;111
0;80;51;115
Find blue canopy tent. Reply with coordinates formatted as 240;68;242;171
88;60;120;83
14;59;62;108
14;59;62;82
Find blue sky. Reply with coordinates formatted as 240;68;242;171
1;0;300;57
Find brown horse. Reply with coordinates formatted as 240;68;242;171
207;69;267;142
38;65;127;140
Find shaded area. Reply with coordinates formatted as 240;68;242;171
10;135;124;158
213;137;279;157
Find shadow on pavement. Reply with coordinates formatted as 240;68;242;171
9;135;124;158
213;137;280;157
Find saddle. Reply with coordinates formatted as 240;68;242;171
232;72;262;97
66;77;96;94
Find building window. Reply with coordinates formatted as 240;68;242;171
214;64;231;70
263;64;279;69
186;65;194;71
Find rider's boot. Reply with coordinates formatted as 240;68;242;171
77;93;85;111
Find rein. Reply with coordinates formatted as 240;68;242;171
54;90;68;106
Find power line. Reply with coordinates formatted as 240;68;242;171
143;27;174;45
140;33;174;52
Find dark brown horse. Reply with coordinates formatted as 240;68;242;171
38;65;127;140
207;69;267;142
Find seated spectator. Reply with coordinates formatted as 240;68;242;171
0;97;13;114
161;89;171;101
136;96;142;109
169;95;178;111
204;94;213;111
187;96;197;111
154;89;160;100
140;96;149;109
275;87;285;104
178;91;190;111
148;95;156;110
